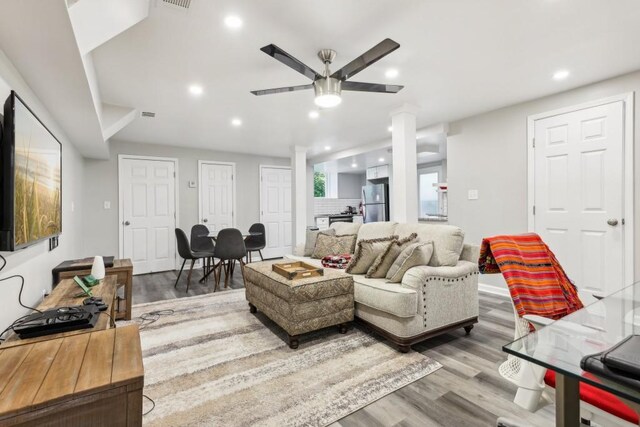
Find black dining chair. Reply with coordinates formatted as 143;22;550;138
214;228;247;289
191;224;216;279
174;228;215;292
244;223;266;262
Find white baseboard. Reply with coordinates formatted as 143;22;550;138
478;282;510;298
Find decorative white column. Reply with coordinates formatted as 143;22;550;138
390;103;419;223
291;145;308;247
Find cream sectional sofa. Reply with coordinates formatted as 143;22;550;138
289;221;480;352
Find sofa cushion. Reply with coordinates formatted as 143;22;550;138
394;223;464;267
311;234;357;259
355;222;398;243
330;222;362;235
386;241;434;283
367;233;418;278
353;276;417;318
304;228;336;256
346;236;396;274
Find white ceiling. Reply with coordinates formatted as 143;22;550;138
91;0;640;158
45;0;640;158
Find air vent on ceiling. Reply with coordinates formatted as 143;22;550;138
141;111;156;118
161;0;192;9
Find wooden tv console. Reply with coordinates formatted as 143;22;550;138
0;325;144;427
53;258;133;321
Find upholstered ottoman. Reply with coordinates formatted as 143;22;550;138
243;260;354;349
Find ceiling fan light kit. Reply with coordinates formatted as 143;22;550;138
251;39;404;108
313;78;342;108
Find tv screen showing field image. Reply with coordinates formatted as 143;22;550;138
13;97;61;247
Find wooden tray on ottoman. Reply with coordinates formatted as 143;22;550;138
272;261;324;280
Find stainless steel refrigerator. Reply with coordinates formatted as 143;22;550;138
362;184;389;223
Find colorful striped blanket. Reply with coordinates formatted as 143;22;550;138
478;233;583;319
321;254;352;269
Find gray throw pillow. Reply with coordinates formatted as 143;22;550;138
366;233;418;278
311;234;358;259
346;236;396;275
386;241;434;283
304;229;336;256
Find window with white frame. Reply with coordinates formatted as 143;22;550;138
418;165;445;217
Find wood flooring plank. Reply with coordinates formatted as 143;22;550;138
32;333;91;405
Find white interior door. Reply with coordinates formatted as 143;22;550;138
120;158;176;274
199;162;234;232
533;101;624;302
261;167;292;259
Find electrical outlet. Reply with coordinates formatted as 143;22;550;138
468;189;479;200
104;201;111;209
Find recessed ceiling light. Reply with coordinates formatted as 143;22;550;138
231;118;242;126
189;84;203;96
387;126;393;132
324;145;331;151
309;111;319;119
385;68;399;79
351;162;358;168
553;69;570;80
224;15;243;29
378;157;385;162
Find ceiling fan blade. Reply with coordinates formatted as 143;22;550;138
331;38;400;81
342;81;404;93
260;44;321;81
250;84;314;96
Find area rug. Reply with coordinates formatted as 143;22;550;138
126;289;441;427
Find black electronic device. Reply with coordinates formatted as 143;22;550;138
83;296;108;312
13;305;99;339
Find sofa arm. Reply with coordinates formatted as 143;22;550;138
401;260;479;287
401;261;480;331
459;244;480;263
293;244;305;256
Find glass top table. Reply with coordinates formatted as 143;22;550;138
503;282;640;426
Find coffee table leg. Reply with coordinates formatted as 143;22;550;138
249;303;257;313
288;334;299;349
338;323;349;334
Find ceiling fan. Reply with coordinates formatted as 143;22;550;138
250;38;404;108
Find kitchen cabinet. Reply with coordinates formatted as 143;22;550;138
366;164;389;180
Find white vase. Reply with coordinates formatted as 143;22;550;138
91;256;106;280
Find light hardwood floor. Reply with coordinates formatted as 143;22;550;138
132;265;555;427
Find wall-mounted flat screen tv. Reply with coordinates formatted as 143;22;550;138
0;90;62;251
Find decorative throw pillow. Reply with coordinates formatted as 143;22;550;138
321;254;352;269
366;233;418;278
346;236;396;274
386;241;434;283
304;228;336;256
311;234;358;259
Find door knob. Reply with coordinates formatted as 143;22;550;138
607;219;619;226
203;218;208;223
124;221;130;226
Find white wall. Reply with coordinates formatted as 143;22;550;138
81;139;289;257
0;50;85;331
448;70;640;293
